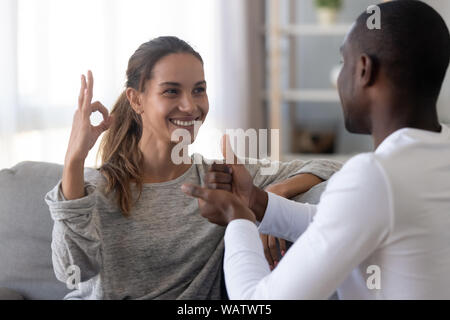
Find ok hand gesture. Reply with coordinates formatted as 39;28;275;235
65;70;114;164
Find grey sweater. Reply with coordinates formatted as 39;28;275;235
45;154;341;300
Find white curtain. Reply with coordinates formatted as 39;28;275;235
0;0;262;169
0;0;18;168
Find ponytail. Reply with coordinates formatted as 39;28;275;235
97;91;144;216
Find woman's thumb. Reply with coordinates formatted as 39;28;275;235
181;183;209;201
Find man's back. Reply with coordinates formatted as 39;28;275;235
342;125;450;299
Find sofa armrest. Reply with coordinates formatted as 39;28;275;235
0;287;25;300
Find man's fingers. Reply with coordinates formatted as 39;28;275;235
279;238;287;256
260;234;274;268
205;171;232;184
210;162;232;174
206;183;231;191
268;235;279;264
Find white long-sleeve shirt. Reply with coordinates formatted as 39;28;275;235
224;125;450;299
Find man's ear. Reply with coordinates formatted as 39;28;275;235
357;53;375;87
125;88;143;114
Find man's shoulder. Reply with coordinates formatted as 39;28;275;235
330;152;388;191
340;152;378;173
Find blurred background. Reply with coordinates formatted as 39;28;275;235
1;0;449;169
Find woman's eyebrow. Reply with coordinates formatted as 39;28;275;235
159;82;181;87
159;81;206;87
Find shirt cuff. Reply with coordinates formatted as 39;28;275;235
225;219;265;255
258;191;282;234
258;192;316;242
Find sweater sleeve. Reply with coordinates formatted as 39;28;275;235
44;174;102;284
246;158;342;189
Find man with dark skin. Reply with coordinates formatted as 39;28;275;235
182;0;450;299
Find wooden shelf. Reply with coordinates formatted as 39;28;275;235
262;89;341;103
282;152;353;163
262;24;352;36
281;24;352;36
283;89;340;102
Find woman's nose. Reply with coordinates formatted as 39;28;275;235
179;94;197;113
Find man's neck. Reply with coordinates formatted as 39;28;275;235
371;103;441;149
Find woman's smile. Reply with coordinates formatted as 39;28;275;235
168;116;202;128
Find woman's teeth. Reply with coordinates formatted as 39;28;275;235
170;119;198;126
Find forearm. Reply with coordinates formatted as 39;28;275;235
62;158;86;200
266;173;323;199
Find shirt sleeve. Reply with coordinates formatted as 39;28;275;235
258;192;317;242
224;154;393;299
44;175;103;284
247;158;342;189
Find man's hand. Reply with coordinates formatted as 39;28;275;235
203;135;268;221
181;183;256;226
260;183;288;270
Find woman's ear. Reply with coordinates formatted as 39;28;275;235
126;88;144;114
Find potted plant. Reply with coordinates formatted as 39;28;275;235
314;0;343;26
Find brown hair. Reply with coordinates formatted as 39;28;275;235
97;36;203;216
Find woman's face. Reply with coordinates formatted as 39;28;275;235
139;53;208;144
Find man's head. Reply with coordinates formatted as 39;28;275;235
337;0;450;134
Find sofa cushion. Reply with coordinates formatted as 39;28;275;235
0;161;70;299
0;287;25;300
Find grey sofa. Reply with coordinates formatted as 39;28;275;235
0;161;327;300
0;161;71;299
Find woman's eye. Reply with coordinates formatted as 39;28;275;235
193;87;206;94
163;89;178;96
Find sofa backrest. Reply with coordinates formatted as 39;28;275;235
0;161;71;299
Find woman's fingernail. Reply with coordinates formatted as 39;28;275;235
274;261;278;267
281;250;285;256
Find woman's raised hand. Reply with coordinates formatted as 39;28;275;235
65;70;114;164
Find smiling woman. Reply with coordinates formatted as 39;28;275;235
98;37;209;215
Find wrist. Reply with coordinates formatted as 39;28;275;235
63;157;85;178
228;201;257;224
64;154;85;168
249;185;268;222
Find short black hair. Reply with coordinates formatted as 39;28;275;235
350;0;450;101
